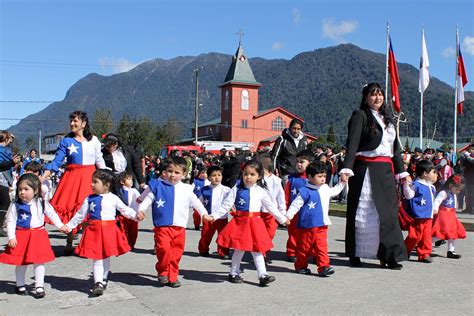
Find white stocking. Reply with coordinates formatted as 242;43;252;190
93;259;104;283
33;264;45;289
15;265;28;287
448;239;456;252
251;252;267;278
230;250;245;276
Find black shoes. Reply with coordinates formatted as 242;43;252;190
158;275;169;286
349;257;362;267
33;287;45;299
296;268;311;275
228;274;243;284
168;280;181;288
418;257;432;263
91;282;105;296
380;260;403;270
15;286;27;296
318;266;335;277
286;256;296;263
259;275;276;287
447;251;461;259
434;240;446;247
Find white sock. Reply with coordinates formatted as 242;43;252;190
33;264;45;289
448;240;456;252
103;257;111;281
15;265;28;287
230;250;245;276
93;259;104;284
251;252;267;278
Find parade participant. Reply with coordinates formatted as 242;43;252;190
409;147;424;178
205;160;290;287
286;161;348;276
61;169;141;296
0;174;65;299
119;171;141;249
433;148;452;189
192;168;210;230
24;161;50;200
432;175;466;259
42;111;106;254
462;144;474;214
402;160;437;263
20;149;41;175
341;82;409;269
138;157;207;288
198;166;231;259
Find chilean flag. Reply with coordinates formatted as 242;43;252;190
388;36;401;112
456;44;468;115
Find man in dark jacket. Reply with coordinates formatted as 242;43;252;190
270;118;308;184
462;144;474;214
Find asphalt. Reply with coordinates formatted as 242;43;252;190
1;212;473;315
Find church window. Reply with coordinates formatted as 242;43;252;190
241;90;249;110
241;119;248;129
224;121;229;129
272;116;286;131
224;90;229;110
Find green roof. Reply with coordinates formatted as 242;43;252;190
221;43;261;86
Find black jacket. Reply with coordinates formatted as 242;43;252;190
102;145;145;185
271;128;308;176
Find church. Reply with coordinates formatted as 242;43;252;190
194;41;316;150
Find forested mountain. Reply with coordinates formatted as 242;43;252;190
9;44;473;146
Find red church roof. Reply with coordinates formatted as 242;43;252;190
253;106;304;121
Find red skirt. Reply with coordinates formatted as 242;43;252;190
0;227;55;265
75;220;131;259
432;207;466;240
217;211;273;253
48;164;96;225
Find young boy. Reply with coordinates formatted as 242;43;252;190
24;161;50;200
192;168;211;230
402;160;437;263
286;161;348;276
138;157;207;288
119;171;141;249
198;166;231;259
284;149;315;262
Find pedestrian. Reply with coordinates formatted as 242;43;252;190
118;171;141;249
432;175;467;259
61;169;141;296
19;149;41;175
0;174;65;299
204;160;290;287
137;157;207;288
286;161;348;276
461;144;474;214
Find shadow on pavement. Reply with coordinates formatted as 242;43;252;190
131;247;155;255
180;269;227;283
45;274;93;294
108;272;158;287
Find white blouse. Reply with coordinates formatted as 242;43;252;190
112;149;127;173
357;109;396;158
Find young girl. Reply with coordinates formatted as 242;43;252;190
204;160;290;286
61;169;142;296
0;173;65;298
432;175;466;259
118;171;141;249
192;168;210;230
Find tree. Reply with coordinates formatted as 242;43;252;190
404;138;410;152
91;108;113;138
326;125;336;144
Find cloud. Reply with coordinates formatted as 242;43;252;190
463;36;474;55
98;57;137;73
292;8;301;25
322;18;358;43
442;46;455;58
272;41;285;51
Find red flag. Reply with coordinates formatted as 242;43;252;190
456;45;468;115
388;36;400;112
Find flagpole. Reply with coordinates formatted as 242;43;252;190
420;28;424;149
454;28;459;153
385;22;389;106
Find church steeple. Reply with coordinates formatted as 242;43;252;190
221;41;260;86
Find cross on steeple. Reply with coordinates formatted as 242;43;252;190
236;29;245;44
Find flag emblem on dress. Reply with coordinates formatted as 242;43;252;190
64;138;84;165
88;195;103;220
16;202;32;228
388;36;401;113
235;188;250;211
151;180;175;226
201;186;213;214
296;186;325;228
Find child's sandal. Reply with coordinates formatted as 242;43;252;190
33;287;45;299
15;286;27;296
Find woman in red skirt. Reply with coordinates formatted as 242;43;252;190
42;111;106;254
204;160;290;287
0;174;66;298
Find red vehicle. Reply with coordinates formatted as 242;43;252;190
158;145;203;159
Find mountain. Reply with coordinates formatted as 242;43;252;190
9;44;473;147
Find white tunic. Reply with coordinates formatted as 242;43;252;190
263;174;286;215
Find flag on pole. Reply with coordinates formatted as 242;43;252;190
388;36;401;112
456;41;468;115
419;30;430;93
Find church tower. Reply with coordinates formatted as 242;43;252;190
219;41;262;142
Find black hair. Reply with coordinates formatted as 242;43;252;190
68;111;92;141
158;158;172;173
103;133;123;150
296;149;315;162
359;83;391;133
444;175;465;190
238;159;266;189
306;161;327;177
169;156;188;173
256;153;273;173
289;118;304;129
15;174;44;209
119;170;134;183
92;169;120;195
29;148;37;154
0;130;13;143
24;161;43;175
206;165;222;177
415;160;435;178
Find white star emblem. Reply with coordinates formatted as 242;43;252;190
89;202;96;212
420;198;426;206
291;188;297;196
238;198;246;206
20;213;29;220
67;143;79;155
446;198;454;206
156;198;166;208
203;199;209;206
195;185;201;191
308;201;316;209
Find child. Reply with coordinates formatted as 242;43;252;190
432;175;466;259
192;168;211;230
402;160;437;263
0;173;65;298
284;149;315;262
205;160;290;286
61;169;142;296
23;161;50;201
198;166;231;259
119;171;141;249
138;156;207;288
286;161;348;277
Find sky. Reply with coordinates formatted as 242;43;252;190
1;0;473;132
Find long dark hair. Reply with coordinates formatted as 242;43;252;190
15;173;45;211
92;169;120;196
359;83;392;132
238;159;267;189
103;133;123;152
68;111;92;141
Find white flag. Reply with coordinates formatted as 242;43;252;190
419;29;430;93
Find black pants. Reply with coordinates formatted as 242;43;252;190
0;185;10;228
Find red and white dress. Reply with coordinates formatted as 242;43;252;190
66;192;137;259
432;191;466;240
0;199;64;265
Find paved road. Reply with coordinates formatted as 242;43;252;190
1;213;473;315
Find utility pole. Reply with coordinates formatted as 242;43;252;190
194;68;201;144
38;130;42;159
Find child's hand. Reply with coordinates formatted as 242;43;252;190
8;238;17;248
202;214;214;223
59;226;70;234
340;173;349;183
283;218;291;226
136;211;146;221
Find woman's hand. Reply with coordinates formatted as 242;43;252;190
59;226;71;234
8;238;17;248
